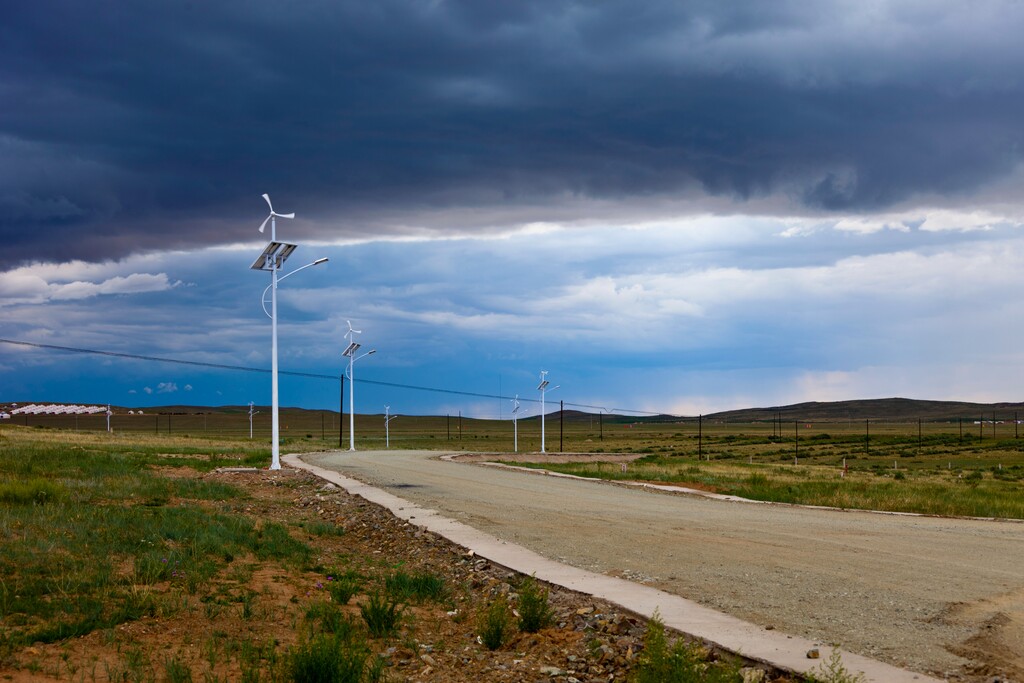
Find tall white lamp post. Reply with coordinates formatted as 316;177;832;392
251;194;328;470
384;405;397;449
537;371;559;453
343;320;376;451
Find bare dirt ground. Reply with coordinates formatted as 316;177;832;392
0;466;784;683
307;450;1024;683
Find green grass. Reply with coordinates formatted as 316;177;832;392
0;428;316;656
516;575;554;633
359;592;402;638
503;451;1024;519
383;569;447;604
631;614;742;683
289;632;369;683
477;596;513;651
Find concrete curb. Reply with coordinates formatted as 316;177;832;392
285;452;945;683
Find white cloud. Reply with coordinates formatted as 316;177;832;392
917;209;1003;232
156;382;178;394
143;387;153;394
184;384;193;391
0;261;177;305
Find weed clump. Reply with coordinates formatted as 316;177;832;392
516;575;554;633
477;596;513;650
384;569;446;604
631;613;741;682
289;632;369;683
359;592;402;638
804;648;866;683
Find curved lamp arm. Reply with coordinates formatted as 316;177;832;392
261;258;329;318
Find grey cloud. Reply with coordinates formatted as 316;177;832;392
3;0;1024;267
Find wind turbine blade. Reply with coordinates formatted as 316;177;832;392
258;215;271;233
276;212;295;219
262;193;274;212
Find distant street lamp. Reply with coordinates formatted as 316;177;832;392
384;405;398;449
537;371;559;454
343;320;376;451
511;395;522;452
248;401;260;439
251;194;328;470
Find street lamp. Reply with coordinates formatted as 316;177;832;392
384;405;398;449
248;401;260;439
251;194;328;470
511;395;523;453
537;371;559;453
343;320;376;451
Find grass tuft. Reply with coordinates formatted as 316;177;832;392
477;596;513;650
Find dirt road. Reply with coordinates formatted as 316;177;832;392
305;450;1024;681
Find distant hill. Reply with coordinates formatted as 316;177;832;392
524;399;1024;423
704;398;1024;422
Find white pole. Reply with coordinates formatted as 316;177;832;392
512;396;520;453
540;383;546;454
385;405;390;449
270;226;281;470
348;352;355;451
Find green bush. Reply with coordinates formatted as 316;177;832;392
384;570;447;604
477;597;513;650
359;592;401;638
325;569;362;605
631;614;741;683
289;632;368;683
0;477;64;504
804;649;866;683
516;576;554;633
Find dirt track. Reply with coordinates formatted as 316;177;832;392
306;450;1024;681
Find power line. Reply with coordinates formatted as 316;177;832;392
0;337;667;416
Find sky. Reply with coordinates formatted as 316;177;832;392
3;0;1024;417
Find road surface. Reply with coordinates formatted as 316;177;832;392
304;450;1024;680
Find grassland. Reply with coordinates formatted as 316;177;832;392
0;425;747;683
495;422;1024;519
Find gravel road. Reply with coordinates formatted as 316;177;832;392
306;450;1024;681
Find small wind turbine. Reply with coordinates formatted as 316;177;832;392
258;193;295;241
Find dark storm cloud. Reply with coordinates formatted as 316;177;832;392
3;0;1024;266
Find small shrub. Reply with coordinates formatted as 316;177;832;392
631;613;741;683
0;478;64;505
289;632;368;683
477;597;513;650
804;648;866;683
516;576;554;633
359;592;401;638
385;570;446;604
328;575;361;606
306;601;356;637
163;655;193;683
